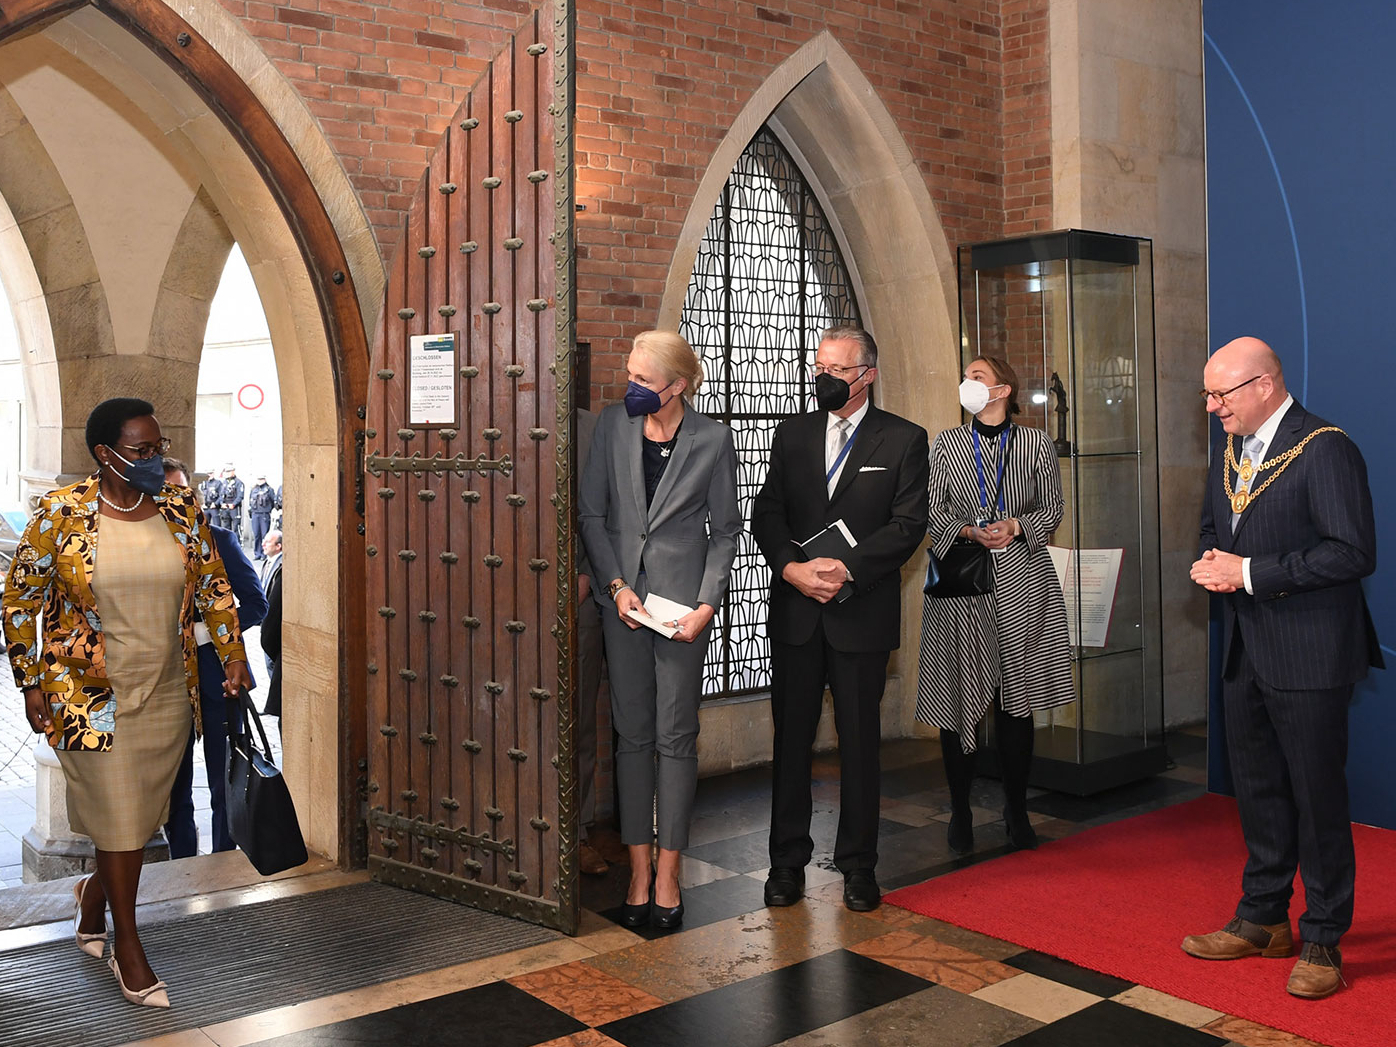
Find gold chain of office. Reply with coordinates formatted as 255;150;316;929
1223;426;1345;514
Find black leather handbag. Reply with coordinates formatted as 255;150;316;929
924;427;1012;598
226;687;308;876
924;541;991;597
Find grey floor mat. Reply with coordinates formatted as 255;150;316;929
0;880;559;1047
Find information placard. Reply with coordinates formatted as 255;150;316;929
1048;546;1125;648
408;332;458;426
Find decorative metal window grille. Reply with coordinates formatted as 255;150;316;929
680;126;861;700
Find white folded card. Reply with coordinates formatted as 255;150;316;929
626;592;695;639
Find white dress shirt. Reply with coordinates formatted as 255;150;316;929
825;398;870;494
1239;394;1294;595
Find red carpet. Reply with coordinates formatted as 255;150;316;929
886;794;1395;1047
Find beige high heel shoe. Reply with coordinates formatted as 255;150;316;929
72;875;107;958
109;955;170;1009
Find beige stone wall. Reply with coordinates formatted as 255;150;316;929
1049;0;1209;724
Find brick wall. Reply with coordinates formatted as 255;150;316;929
219;0;1053;396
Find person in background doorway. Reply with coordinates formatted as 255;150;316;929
199;471;223;518
1183;336;1380;999
248;475;276;561
219;464;244;538
260;529;282;591
162;457;267;857
2;398;251;1008
575;406;608;876
916;355;1075;855
272;482;283;530
259;537;284;738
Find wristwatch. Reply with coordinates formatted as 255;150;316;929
606;579;630;599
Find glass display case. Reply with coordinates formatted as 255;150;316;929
961;230;1166;794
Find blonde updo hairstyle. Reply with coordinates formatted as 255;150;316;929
632;329;704;398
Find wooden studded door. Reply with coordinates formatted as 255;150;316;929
364;1;578;933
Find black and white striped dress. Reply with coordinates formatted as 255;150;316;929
916;422;1075;751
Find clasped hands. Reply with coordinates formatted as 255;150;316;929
962;519;1018;551
783;557;849;604
1190;548;1244;593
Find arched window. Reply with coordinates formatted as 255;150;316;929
680;126;861;699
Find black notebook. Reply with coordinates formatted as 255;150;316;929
795;518;857;603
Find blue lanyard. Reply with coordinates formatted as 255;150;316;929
973;427;1010;515
826;421;860;484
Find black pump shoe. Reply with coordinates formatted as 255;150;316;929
619;879;653;928
651;888;683;930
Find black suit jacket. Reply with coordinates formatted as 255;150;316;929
1199;401;1380;691
753;404;929;652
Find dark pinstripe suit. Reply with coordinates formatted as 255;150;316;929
1200;402;1381;946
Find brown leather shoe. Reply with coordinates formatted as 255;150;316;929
1181;916;1293;960
1287;942;1344;999
579;843;609;877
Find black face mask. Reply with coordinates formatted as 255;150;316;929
815;371;860;411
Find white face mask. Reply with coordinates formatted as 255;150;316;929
958;378;1004;415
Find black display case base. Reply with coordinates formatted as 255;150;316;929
976;725;1171;796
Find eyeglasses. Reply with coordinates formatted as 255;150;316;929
115;438;172;460
1200;375;1262;407
812;362;869;379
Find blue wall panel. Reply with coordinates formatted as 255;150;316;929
1204;0;1393;828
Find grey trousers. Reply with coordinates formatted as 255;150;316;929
597;582;710;851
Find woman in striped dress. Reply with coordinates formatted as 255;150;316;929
917;355;1075;852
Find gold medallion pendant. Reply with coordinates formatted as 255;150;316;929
1238;458;1254;483
1231;491;1250;514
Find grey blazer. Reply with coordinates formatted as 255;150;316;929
578;403;741;611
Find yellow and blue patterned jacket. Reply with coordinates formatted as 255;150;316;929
2;474;247;751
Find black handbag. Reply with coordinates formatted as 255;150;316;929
225;687;308;876
924;426;1012;598
924;541;991;597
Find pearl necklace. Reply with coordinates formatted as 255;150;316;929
98;489;144;513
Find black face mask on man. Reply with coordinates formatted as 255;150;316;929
814;366;868;412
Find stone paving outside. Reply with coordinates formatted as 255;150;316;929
0;626;272;886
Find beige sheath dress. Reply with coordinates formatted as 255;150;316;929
56;513;192;851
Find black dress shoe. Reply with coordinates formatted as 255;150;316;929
764;867;805;907
843;870;880;912
1004;806;1038;850
947;811;974;855
651;889;684;931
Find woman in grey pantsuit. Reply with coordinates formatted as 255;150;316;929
579;330;741;930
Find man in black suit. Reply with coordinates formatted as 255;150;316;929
1184;336;1380;999
753;325;929;912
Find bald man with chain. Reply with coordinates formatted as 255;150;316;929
1184;336;1382;999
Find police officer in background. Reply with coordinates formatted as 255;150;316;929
248;474;276;560
199;469;223;517
219;463;245;536
273;482;283;530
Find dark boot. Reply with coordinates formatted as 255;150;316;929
939;729;977;854
995;703;1037;850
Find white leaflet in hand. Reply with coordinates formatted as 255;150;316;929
625;592;695;640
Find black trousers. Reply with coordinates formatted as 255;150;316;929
1224;639;1354;946
769;620;889;874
